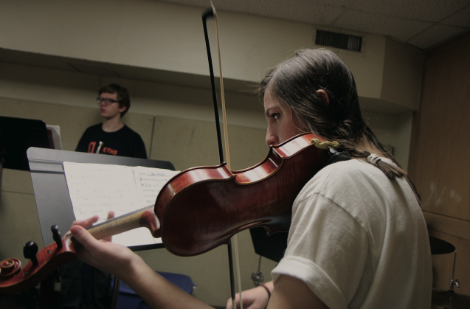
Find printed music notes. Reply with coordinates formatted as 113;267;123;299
63;162;179;247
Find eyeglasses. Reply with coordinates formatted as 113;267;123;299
97;97;119;106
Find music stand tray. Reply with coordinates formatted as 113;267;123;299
27;147;174;250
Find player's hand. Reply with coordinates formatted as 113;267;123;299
69;211;138;279
68;211;115;242
226;285;271;309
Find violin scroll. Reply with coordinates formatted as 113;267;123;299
0;234;76;294
0;208;160;295
0;258;22;278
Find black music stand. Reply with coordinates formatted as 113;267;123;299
27;147;174;250
250;227;288;262
0;116;51;171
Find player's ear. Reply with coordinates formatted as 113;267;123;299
317;89;329;105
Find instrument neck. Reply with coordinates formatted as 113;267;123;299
85;206;160;240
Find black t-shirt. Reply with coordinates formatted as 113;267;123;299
75;124;147;159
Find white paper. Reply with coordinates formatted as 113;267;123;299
63;162;179;247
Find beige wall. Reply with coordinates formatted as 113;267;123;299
0;0;422;110
0;0;425;306
381;38;424;111
362;110;414;170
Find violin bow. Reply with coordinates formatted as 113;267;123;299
202;4;244;308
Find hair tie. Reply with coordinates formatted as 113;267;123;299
259;283;271;299
311;138;340;150
367;154;381;165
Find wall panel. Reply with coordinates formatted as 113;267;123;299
409;31;470;297
151;115;268;170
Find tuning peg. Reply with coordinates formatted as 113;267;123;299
51;225;63;249
23;241;39;266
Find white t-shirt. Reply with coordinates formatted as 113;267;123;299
272;158;432;309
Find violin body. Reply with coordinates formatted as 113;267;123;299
155;133;329;256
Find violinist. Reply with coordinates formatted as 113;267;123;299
69;49;432;309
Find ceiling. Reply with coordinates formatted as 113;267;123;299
157;0;470;51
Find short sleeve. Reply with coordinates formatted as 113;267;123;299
272;193;369;309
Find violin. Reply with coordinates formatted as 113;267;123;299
155;132;329;256
0;132;328;294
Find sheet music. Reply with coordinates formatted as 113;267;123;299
133;166;180;206
63;162;179;247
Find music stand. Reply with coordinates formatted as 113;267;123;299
27;147;174;250
250;227;288;262
0;116;51;171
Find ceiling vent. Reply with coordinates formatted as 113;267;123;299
315;30;362;52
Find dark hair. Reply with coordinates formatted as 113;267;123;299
260;49;410;182
99;84;130;117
